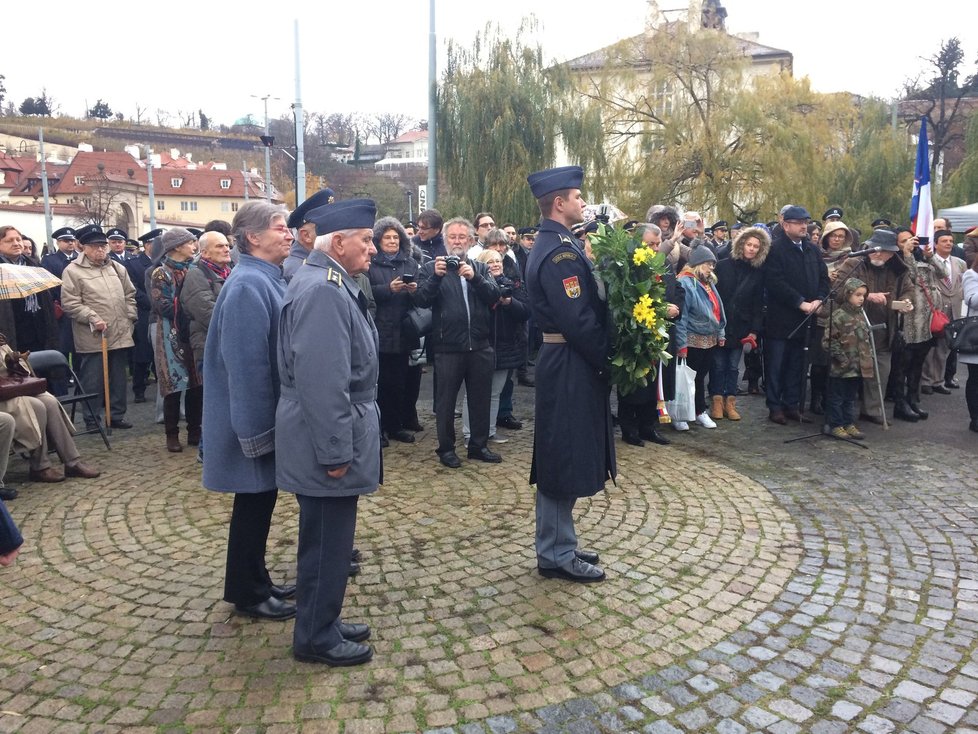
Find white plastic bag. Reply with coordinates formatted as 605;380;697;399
665;358;696;422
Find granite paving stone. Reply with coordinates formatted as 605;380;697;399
2;375;976;732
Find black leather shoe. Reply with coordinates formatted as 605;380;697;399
133;394;146;403
946;378;960;389
405;421;424;432
438;451;462;469
270;584;296;600
921;385;933;395
234;597;296;620
768;411;787;425
338;622;371;642
294;640;373;667
893;401;919;422
390;429;416;443
351;547;362;562
639;428;671;445
496;415;523;430
111;419;134;429
622;432;644;447
575;549;600;564
467;447;502;463
932;385;952;395
0;486;17;501
908;403;929;420
349;562;361;577
538;558;606;583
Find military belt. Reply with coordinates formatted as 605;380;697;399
542;333;567;344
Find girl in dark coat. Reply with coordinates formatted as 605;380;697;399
367;217;421;443
710;226;770;421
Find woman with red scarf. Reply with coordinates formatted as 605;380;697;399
182;231;232;457
675;247;727;429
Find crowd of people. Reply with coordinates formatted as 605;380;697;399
2;178;978;666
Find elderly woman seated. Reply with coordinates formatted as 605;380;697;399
0;335;100;483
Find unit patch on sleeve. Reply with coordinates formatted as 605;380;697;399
552;251;578;264
562;276;581;298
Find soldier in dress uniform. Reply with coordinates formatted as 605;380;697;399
524;166;615;583
284;187;335;282
276;199;379;666
127;229;163;402
105;228;129;264
42;227;79;386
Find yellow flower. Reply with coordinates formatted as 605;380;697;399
632;247;649;266
632;294;658;330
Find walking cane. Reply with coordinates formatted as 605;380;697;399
863;309;888;431
101;331;111;430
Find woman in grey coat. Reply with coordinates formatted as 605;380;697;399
201;201;296;621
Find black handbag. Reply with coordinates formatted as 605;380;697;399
945;304;978;354
403;307;433;338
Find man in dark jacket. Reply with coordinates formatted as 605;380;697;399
525;165;615;584
42;227;79;390
762;206;830;424
415;217;500;468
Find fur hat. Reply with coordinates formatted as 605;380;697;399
731;226;771;268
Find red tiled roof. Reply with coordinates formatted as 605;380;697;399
390;130;428;144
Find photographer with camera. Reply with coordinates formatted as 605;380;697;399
415;217;501;468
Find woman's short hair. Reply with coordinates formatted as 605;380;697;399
484;228;509;248
231;201;287;254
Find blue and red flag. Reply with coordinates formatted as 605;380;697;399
909;116;934;242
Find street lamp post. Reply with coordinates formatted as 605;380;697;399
252;94;279;200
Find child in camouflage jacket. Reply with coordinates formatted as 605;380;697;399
823;277;874;439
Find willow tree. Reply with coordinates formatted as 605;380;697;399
437;19;604;224
572;23;755;218
943;114;978;205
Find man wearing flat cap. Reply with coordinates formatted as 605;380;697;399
762;205;830;425
61;224;138;429
276;199;379;667
524;165;614;584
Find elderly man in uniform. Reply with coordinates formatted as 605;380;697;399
284;188;335;281
276;199;379;667
524;165;615;583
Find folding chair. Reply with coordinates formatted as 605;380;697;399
27;350;111;450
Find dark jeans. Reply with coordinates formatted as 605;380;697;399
433;347;494;454
967;364;978;420
685;346;715;416
223;490;278;607
498;372;514;419
163;386;203;436
709;344;743;397
826;376;859;428
764;337;805;413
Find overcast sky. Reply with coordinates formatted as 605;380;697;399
5;0;975;130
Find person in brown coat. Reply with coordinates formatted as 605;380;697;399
60;224;137;429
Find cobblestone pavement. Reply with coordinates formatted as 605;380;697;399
1;370;977;733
